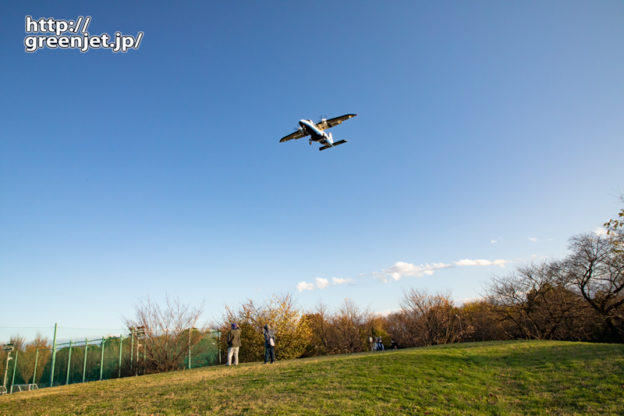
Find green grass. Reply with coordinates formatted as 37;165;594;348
1;340;623;415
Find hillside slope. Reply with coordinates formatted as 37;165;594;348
1;340;623;415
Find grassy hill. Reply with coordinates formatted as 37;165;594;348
1;340;623;415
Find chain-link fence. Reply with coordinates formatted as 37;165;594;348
0;324;221;395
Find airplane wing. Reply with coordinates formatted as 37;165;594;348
279;129;308;143
315;113;357;131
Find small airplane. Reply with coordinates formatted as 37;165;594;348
279;114;357;151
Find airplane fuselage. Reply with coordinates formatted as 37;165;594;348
299;119;333;145
279;114;355;150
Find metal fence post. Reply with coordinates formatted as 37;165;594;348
99;338;105;381
82;339;88;383
217;330;221;364
65;340;73;385
188;329;192;370
10;350;18;394
118;335;123;378
130;329;134;371
49;323;58;387
32;348;39;384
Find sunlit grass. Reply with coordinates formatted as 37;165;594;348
1;340;623;415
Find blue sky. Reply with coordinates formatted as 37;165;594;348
1;1;623;342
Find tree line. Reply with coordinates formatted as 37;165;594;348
3;206;621;377
217;205;623;361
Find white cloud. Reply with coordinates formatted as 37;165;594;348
383;261;451;281
490;239;497;245
454;259;509;267
296;281;315;292
528;237;538;243
332;277;353;285
299;256;513;290
380;258;512;282
297;276;354;292
315;277;329;289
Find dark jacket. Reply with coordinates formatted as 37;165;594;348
263;327;276;347
227;328;241;348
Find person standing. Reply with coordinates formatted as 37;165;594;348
376;336;384;351
263;324;276;364
227;323;241;366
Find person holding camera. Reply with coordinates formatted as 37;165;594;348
227;323;241;366
263;324;276;364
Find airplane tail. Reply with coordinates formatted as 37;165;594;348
319;139;347;151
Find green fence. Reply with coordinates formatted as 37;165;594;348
1;324;220;394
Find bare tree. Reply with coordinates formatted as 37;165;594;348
488;262;598;340
398;289;461;346
383;310;414;347
567;234;624;340
326;299;369;353
302;303;332;357
126;297;204;373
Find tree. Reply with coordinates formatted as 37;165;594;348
487;262;600;340
368;315;391;348
458;301;510;342
17;335;50;384
260;294;311;360
126;297;204;373
604;205;624;253
567;233;624;341
221;294;311;362
325;299;369;353
302;303;332;357
221;299;264;363
397;290;462;346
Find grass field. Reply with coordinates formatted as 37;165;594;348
1;340;623;415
